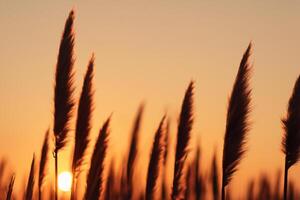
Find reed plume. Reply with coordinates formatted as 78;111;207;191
211;151;220;200
171;81;194;200
281;75;300;200
146;116;165;200
39;129;50;200
126;104;144;199
161;119;170;200
53;10;75;200
6;174;15;200
85;117;110;200
221;43;252;200
25;155;35;200
71;55;95;200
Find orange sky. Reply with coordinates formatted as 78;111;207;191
0;1;300;198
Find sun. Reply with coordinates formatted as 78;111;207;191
58;171;72;192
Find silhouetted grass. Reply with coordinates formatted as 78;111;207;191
25;155;35;200
172;81;194;200
53;10;75;200
282;75;300;200
38;130;50;200
3;9;300;200
85;117;110;200
126;104;144;199
5;174;14;200
146;116;165;200
222;43;252;200
161;119;170;200
71;55;95;200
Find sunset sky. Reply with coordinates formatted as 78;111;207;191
1;1;300;198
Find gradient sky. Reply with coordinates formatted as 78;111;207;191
1;1;300;198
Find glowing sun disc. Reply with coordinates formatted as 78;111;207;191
58;171;72;192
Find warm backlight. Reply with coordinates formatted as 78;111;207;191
58;171;72;192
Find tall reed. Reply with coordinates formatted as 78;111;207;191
53;10;75;200
6;174;15;200
161;119;170;200
71;55;95;200
85;117;110;200
25;155;35;200
126;105;144;199
39;130;50;200
171;81;194;200
281;75;300;200
146;116;165;200
221;43;252;200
